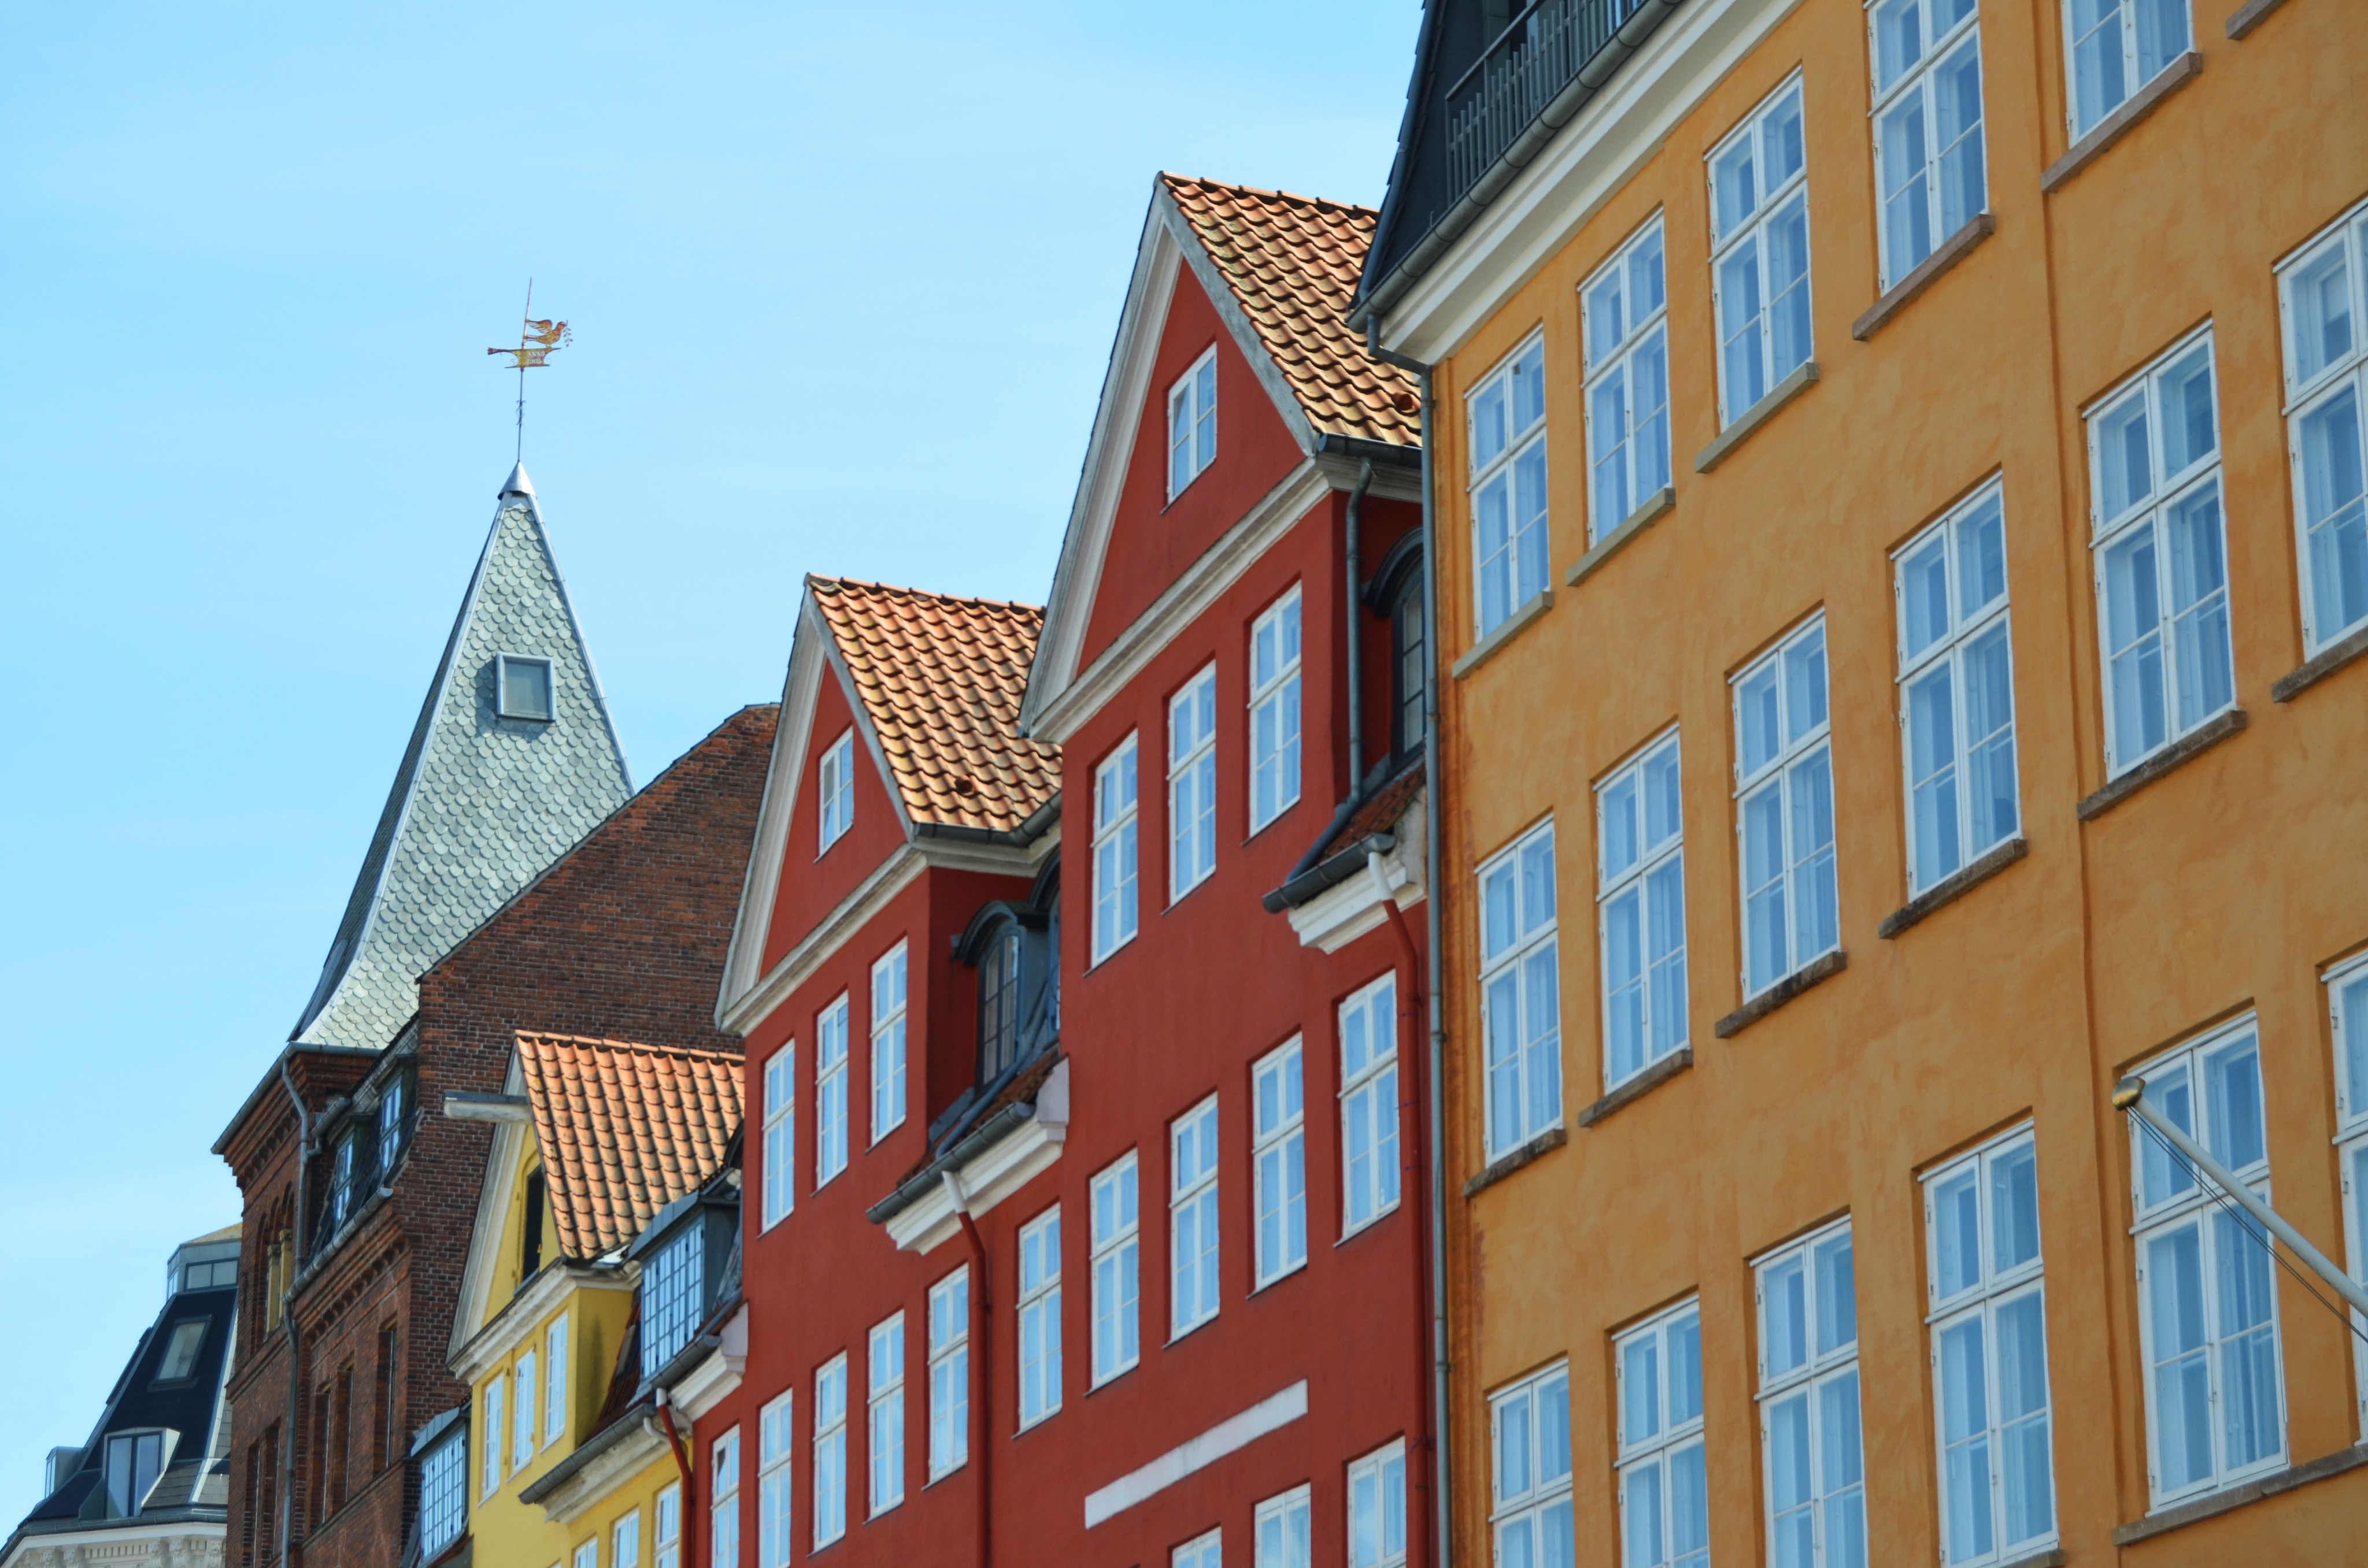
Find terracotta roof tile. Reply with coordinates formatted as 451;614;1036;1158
1161;173;1422;448
515;1032;745;1262
811;578;1060;836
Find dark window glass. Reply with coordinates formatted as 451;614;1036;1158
105;1433;164;1518
1393;580;1426;762
978;926;1023;1084
520;1169;545;1279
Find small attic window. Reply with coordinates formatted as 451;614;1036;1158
496;654;554;722
818;731;854;852
1168;347;1218;499
156;1321;208;1382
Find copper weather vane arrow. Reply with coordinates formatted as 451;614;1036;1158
490;281;572;463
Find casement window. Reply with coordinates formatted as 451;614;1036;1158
1170;1098;1222;1334
641;1228;704;1380
1018;1206;1063;1427
2087;329;2233;776
614;1510;641;1568
1170;347;1218;499
1468;333;1550;637
2328;955;2368;1436
1870;0;1985;289
2129;1019;2284;1503
929;1267;971;1478
545;1316;569;1447
1340;974;1401;1236
1090;1154;1141;1383
1734;618;1838;998
1756;1219;1866;1568
1923;1128;2055;1565
868;1314;905;1514
1480;821;1562;1159
1250;588;1304;832
1348;1440;1408;1568
816;996;850;1186
1170;665;1218;899
496;653;554;722
762;1043;794;1230
480;1376;504;1497
1093;736;1141;962
1252;1040;1308;1286
1175;1529;1223;1568
708;1428;739;1568
654;1484;680;1568
1255;1485;1312;1567
759;1390;793;1568
1583;216;1672;538
2277;201;2368;653
1598;731;1687;1089
1390;570;1426;764
976;920;1025;1083
103;1432;166;1519
1895;483;2018;893
512;1350;537;1469
376;1069;410;1174
871;944;908;1142
417;1426;465;1559
818;731;854;852
574;1539;597;1568
1709;76;1812;422
1616;1300;1708;1568
1490;1363;1574;1565
2064;0;2191;140
812;1355;847;1548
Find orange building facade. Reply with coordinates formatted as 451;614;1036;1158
1357;0;2368;1565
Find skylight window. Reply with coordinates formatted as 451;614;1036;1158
496;654;554;722
156;1321;208;1382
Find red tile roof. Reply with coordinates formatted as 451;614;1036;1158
810;577;1061;836
1160;173;1422;448
515;1032;744;1262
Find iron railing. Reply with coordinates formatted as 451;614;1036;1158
1444;0;1656;202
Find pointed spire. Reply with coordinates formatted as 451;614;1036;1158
501;461;536;500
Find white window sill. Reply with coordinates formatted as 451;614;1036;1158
1451;589;1554;681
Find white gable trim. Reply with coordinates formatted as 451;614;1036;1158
449;1052;532;1364
716;595;829;1028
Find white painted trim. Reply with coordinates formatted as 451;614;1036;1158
717;596;828;1027
1;1521;226;1568
669;1306;748;1421
535;1419;671;1526
450;1054;532;1365
1285;805;1428;955
452;1265;629;1386
885;1061;1071;1255
1081;1379;1310;1529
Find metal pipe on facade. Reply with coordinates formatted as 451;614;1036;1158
276;1059;311;1568
652;1386;697;1561
1344;457;1375;796
1370;852;1434;1568
944;1172;993;1568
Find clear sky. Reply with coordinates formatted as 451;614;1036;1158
0;0;1419;1528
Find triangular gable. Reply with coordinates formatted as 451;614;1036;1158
293;466;634;1051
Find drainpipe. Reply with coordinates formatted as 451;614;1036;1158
943;1172;992;1568
276;1061;312;1568
1368;852;1433;1568
1344;457;1375;798
652;1388;697;1560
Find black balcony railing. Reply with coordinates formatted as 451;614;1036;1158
1444;0;1657;203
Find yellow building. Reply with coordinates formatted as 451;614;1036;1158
437;1033;743;1568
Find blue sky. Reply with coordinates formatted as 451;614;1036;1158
0;0;1419;1528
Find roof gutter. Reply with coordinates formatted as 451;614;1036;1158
867;1098;1038;1227
911;792;1062;849
1261;832;1397;915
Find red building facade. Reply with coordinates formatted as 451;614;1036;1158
706;175;1431;1568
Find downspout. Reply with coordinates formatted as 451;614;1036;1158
1368;852;1433;1568
276;1061;312;1568
1344;457;1375;800
652;1388;697;1557
943;1172;992;1568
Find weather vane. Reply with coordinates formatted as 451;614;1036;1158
487;280;572;464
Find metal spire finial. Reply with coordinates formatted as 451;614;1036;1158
487;280;572;464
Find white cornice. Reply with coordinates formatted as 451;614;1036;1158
3;1521;225;1568
669;1306;747;1421
883;1061;1070;1255
1285;798;1429;955
717;599;828;1028
451;1264;630;1386
1373;0;1803;366
534;1419;672;1526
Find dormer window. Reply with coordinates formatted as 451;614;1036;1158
977;924;1023;1083
1366;530;1429;769
641;1225;704;1380
376;1069;411;1173
103;1432;168;1518
1168;349;1218;499
496;654;554;721
819;731;855;852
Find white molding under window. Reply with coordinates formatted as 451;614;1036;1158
2329;952;2368;1439
1250;587;1304;834
1255;1483;1312;1567
870;942;908;1143
1018;1206;1063;1429
1170;1098;1221;1337
816;995;849;1188
1581;214;1672;543
1708;73;1813;425
867;1313;905;1515
1090;1153;1141;1386
928;1266;971;1480
495;652;556;722
1168;347;1218;501
757;1392;792;1568
812;1354;846;1549
1347;1438;1408;1568
1489;1362;1572;1566
1754;1217;1865;1567
1093;735;1141;964
1339;973;1402;1237
1615;1299;1708;1568
1468;333;1550;638
1170;664;1218;900
1252;1039;1307;1287
1596;729;1687;1090
2062;0;2192;139
1734;616;1838;998
761;1043;795;1231
1479;820;1562;1159
1868;0;1985;291
2276;198;2368;655
817;731;854;853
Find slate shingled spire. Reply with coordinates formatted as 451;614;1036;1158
290;465;633;1049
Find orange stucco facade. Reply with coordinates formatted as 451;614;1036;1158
1370;0;2368;1563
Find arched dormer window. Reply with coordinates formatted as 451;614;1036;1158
1366;529;1428;768
978;923;1024;1084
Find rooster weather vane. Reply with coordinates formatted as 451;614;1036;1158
487;280;572;464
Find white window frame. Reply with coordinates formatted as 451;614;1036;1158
816;996;849;1187
1893;481;2019;895
1093;735;1141;964
1733;616;1838;1000
2128;1016;2286;1507
929;1267;971;1480
495;652;556;722
1868;0;1986;291
758;1391;792;1568
1254;1484;1312;1568
1615;1299;1708;1568
1479;820;1562;1161
512;1349;537;1471
614;1507;642;1568
1170;664;1219;900
2328;952;2368;1438
762;1043;795;1230
812;1355;847;1549
818;731;854;852
1466;332;1551;639
871;943;908;1143
1581;214;1673;542
1489;1363;1574;1567
2086;325;2233;777
1018;1206;1063;1429
654;1484;680;1568
1596;729;1687;1091
1170;1097;1222;1337
707;1427;738;1568
1252;1039;1307;1287
545;1315;569;1449
1339;973;1402;1237
1169;347;1218;499
480;1374;505;1499
1708;73;1813;424
1922;1125;2056;1566
1755;1217;1866;1568
1090;1153;1141;1385
1347;1439;1408;1568
1174;1528;1223;1568
1250;587;1304;833
2062;0;2193;140
574;1538;597;1568
2276;199;2368;655
868;1313;905;1515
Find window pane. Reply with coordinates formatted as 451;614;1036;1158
1521;833;1557;932
1990;1141;2041;1273
1514;340;1547;434
1473;379;1507;470
1631;229;1667;322
1586;271;1626;370
2300;388;2368;642
1605;887;1645;1084
2103;527;2167;764
2214;1209;2282;1468
1902;535;1952;660
1908;662;1962;887
1720;240;1766;411
1816;1231;1858;1352
2289;245;2355;386
1670;1313;1703;1423
2097;392;2152;522
2134;0;2189;82
1767;1393;1814;1560
1939;1317;1993;1564
1873;0;1923;91
2204;1036;2265;1170
2344;973;2368;1122
1497;1391;1533;1500
1523;946;1563;1133
2147;1224;2213;1491
1935;42;1985;237
1789;751;1838;961
1819;1372;1867;1566
1540;1375;1572;1482
1767;197;1814;381
1996;1293;2054;1544
1712;135;1757;242
2140;1063;2198;1207
1763;86;1805;186
1962;623;2018;852
1783;627;1827;741
1934;1169;1981;1297
2070;0;2129;132
1644;743;1681;849
1880;91;1932;278
1764;1255;1808;1377
1958;495;2007;616
1622;1333;1660;1446
1646;859;1687;1057
1671;1443;1709;1568
1603;774;1640;877
2160;347;2217;473
1623;1460;1663;1568
1738;666;1782;777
